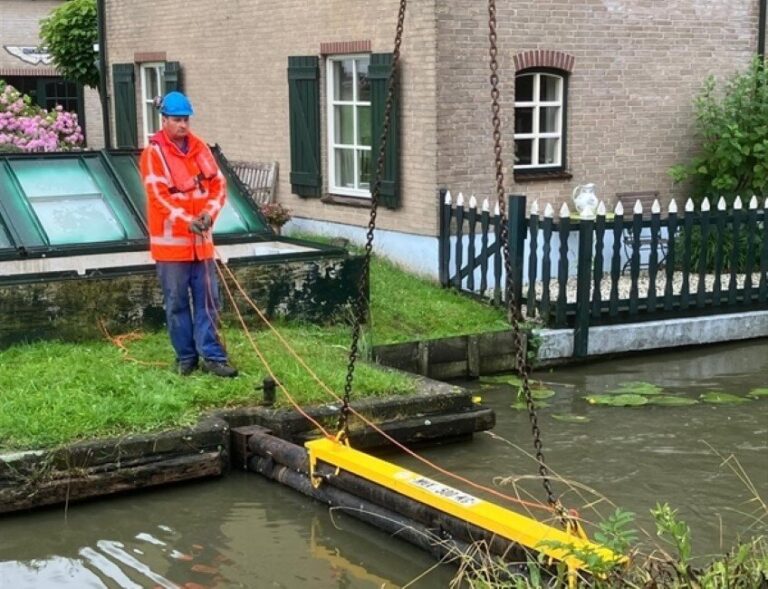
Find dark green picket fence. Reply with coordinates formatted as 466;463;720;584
438;190;768;356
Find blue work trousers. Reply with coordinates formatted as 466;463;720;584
156;260;227;365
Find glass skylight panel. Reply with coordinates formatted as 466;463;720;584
30;196;125;244
0;225;11;248
8;158;143;246
213;200;249;234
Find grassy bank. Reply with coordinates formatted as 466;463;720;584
0;254;506;450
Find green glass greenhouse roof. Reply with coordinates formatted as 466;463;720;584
0;147;270;260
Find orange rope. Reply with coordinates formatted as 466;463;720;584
213;248;553;514
99;319;167;367
213;258;333;439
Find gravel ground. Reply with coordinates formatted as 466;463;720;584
528;271;764;304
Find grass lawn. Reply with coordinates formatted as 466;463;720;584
0;254;507;450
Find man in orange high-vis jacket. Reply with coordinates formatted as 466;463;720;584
140;91;237;377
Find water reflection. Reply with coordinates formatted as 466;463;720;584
0;473;453;588
0;340;766;587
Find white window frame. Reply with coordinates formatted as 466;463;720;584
140;62;165;145
326;55;371;197
513;72;564;170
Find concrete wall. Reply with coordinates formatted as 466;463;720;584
0;0;103;148
436;0;759;213
105;0;439;238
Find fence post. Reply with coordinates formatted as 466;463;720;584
574;217;594;358
438;189;451;286
507;194;527;319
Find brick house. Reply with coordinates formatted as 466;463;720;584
101;0;765;276
1;0;103;148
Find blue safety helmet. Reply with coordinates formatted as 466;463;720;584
160;91;194;116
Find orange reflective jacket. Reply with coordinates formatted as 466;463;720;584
140;130;227;262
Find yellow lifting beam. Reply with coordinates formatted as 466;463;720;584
306;437;623;574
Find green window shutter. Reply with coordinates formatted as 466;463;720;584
112;63;137;149
163;61;183;93
288;56;321;197
369;53;400;209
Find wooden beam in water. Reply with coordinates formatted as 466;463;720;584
305;437;622;573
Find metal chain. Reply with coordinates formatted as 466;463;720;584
488;0;561;516
339;0;408;435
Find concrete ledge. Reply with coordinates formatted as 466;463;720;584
537;310;768;362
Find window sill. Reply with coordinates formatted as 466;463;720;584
514;170;573;182
321;194;373;208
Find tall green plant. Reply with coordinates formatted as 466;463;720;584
40;0;99;90
669;58;768;204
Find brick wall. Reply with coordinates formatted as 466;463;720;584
437;0;759;214
105;0;439;236
104;0;760;236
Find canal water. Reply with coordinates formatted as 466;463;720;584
1;340;766;588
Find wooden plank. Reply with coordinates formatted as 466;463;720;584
493;210;503;305
0;452;224;515
454;204;464;288
728;207;741;305
480;208;490;294
760;208;768;304
428;360;471;380
629;211;642;316
681;206;694;309
467;335;480;378
744;206;758;302
467;202;477;292
648;210;661;312
697;208;711;307
556;216;570;327
418;340;430;376
438;189;451;286
713;208;726;307
609;212;623;318
526;212;539;318
664;210;678;311
541;216;553;323
574;218;594;357
426;336;470;363
591;213;605;320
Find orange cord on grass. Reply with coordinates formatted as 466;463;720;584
214;257;333;439
98;319;168;367
212;249;555;516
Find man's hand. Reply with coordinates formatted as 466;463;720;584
188;219;205;236
188;213;212;236
197;212;212;231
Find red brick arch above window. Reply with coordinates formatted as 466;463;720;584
513;50;575;73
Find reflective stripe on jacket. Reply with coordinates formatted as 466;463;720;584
140;129;227;261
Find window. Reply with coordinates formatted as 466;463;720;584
326;56;372;197
140;63;165;143
514;71;566;171
7;158;143;246
288;53;398;207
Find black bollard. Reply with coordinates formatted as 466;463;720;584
261;377;276;406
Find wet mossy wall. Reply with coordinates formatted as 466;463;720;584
0;254;365;348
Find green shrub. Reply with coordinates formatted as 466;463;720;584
669;57;768;203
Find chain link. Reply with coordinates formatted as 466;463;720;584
339;0;408;435
488;0;562;516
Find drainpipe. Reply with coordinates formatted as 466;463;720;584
97;0;112;148
759;0;767;58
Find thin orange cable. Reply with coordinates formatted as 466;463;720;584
213;248;552;514
214;257;333;439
